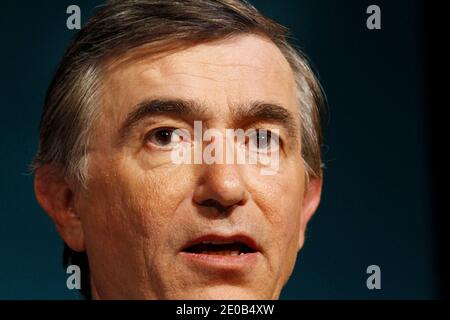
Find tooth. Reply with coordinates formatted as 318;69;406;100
195;250;243;256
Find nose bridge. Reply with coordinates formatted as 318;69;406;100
193;161;248;208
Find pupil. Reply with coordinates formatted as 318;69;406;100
157;130;172;145
258;131;270;148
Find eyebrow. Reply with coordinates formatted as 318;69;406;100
232;101;299;136
117;98;298;144
118;98;207;143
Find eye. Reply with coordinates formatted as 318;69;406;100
145;127;185;148
247;129;280;152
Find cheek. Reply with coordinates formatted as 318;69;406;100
269;180;303;250
76;154;194;270
245;161;305;255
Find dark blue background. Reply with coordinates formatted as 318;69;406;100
0;0;438;299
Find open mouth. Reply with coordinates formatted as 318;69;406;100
181;235;260;257
182;241;257;256
179;234;261;270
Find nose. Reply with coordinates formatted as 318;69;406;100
193;163;248;214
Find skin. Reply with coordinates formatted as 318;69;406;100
35;34;322;299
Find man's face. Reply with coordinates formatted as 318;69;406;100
74;34;318;299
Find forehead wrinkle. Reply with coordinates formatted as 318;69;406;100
157;71;224;83
164;59;288;81
159;35;293;74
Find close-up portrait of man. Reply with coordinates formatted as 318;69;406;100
1;0;444;304
32;0;325;299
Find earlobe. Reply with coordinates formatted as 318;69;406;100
34;165;85;252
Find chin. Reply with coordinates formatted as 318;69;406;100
171;285;275;300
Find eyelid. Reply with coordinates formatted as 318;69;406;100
144;127;190;151
246;128;281;152
251;128;282;142
138;118;192;139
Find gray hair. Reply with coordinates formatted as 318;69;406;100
32;0;325;187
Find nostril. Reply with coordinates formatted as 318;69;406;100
198;199;233;214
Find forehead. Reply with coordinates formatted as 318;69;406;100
100;34;298;124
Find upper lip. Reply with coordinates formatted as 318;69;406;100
181;233;261;253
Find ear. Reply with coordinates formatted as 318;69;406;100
298;176;322;250
34;164;85;252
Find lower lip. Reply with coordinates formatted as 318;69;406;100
178;251;260;272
